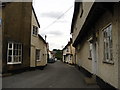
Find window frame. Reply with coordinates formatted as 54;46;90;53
88;37;93;60
7;42;22;64
32;25;38;36
36;49;40;61
102;24;114;64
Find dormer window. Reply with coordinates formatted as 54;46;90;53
33;25;38;36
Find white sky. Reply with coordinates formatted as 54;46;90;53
33;0;75;50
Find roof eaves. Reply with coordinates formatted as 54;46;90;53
71;2;80;34
38;34;47;44
32;6;40;28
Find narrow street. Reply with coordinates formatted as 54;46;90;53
3;61;99;88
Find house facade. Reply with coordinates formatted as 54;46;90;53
71;2;120;89
1;2;32;73
30;7;47;68
62;39;75;64
0;5;2;73
48;51;55;60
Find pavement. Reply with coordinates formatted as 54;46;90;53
2;61;100;88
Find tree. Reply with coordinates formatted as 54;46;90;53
52;49;62;60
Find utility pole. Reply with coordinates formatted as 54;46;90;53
45;35;47;42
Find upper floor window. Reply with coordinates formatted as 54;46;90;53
103;24;113;64
66;48;69;52
88;43;92;60
7;42;22;64
33;25;38;36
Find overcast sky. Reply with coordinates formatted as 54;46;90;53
33;0;75;51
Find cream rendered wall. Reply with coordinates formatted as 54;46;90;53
77;41;92;73
95;8;118;88
66;45;73;64
62;49;66;62
31;34;47;67
72;2;94;43
73;2;119;88
66;45;71;54
0;7;2;73
30;46;36;67
30;10;39;67
71;44;75;64
31;9;47;67
118;3;120;89
36;38;47;66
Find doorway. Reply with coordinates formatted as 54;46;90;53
91;41;98;75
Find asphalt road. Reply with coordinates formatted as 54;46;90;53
2;61;99;88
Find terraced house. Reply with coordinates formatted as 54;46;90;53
1;2;32;73
71;2;120;89
62;38;75;65
30;7;47;69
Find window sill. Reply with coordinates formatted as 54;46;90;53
36;60;41;62
103;61;114;65
7;62;22;65
88;57;92;60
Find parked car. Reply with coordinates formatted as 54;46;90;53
48;58;55;63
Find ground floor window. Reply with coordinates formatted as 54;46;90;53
103;24;113;63
36;49;40;61
7;42;22;64
88;37;93;60
89;43;92;60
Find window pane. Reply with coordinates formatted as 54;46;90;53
36;50;40;60
8;56;12;62
19;50;21;55
14;44;17;49
8;42;22;64
33;26;35;34
9;43;12;48
19;56;21;62
14;56;18;62
8;50;12;55
33;26;38;35
13;50;18;55
16;44;18;49
103;25;112;62
18;44;21;49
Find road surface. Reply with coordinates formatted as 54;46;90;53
2;61;99;88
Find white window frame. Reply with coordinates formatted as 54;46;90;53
7;42;22;64
103;24;113;64
33;25;38;36
36;49;40;61
89;43;92;59
88;37;93;60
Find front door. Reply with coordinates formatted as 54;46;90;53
91;41;98;75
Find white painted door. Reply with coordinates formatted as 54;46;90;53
91;42;98;75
